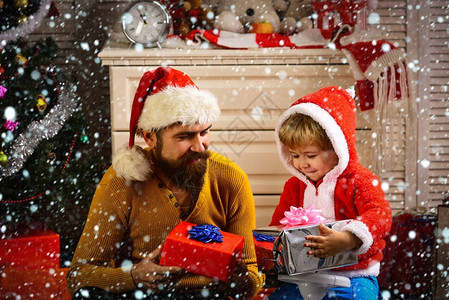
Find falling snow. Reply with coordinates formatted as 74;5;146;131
0;0;448;299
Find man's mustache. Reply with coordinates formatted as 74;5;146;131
180;150;210;163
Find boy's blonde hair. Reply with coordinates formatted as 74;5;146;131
278;113;334;151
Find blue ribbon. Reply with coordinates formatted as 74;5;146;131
253;232;276;243
188;224;223;243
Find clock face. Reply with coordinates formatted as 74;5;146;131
121;1;171;46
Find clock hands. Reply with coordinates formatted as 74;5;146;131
137;8;148;25
122;1;170;47
135;21;144;36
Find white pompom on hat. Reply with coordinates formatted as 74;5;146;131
112;66;221;182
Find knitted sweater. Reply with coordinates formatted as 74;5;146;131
67;150;264;297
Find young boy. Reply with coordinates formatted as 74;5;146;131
268;86;392;300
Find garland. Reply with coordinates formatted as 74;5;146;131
0;0;52;42
0;79;78;178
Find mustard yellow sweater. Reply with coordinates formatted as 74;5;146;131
67;151;264;297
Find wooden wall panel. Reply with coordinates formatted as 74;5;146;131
427;0;449;205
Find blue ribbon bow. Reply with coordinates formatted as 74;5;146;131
253;232;276;243
188;224;223;243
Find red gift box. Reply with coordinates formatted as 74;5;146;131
0;223;60;269
253;236;276;273
160;221;244;281
0;265;71;299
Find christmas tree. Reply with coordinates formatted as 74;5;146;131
0;0;107;260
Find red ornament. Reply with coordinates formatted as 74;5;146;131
163;0;185;36
313;0;368;39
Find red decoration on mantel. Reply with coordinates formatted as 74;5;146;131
47;0;60;18
313;0;369;39
339;40;409;111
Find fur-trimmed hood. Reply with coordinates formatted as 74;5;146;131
275;86;358;184
275;86;358;221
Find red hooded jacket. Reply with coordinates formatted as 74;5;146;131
270;86;392;277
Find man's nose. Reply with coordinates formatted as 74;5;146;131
190;135;206;152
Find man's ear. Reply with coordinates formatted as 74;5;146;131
142;130;157;149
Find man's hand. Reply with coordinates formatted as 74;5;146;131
131;245;185;292
304;224;362;258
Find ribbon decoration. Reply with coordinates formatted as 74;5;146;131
279;205;325;228
3;120;18;132
253;232;276;243
188;224;223;243
0;86;7;98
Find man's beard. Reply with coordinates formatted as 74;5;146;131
156;145;210;199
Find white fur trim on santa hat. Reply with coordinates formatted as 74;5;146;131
137;85;220;133
112;145;151;182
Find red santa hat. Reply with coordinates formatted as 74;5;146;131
113;66;220;181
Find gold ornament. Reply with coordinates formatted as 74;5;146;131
14;0;29;25
17;14;29;25
14;0;28;9
0;151;8;166
15;53;27;65
36;94;48;112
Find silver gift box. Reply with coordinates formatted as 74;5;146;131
253;221;358;275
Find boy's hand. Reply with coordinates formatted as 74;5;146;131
304;224;362;258
131;244;185;292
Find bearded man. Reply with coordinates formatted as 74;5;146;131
67;67;264;299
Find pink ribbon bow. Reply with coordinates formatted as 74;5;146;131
279;205;325;228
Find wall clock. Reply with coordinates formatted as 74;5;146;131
121;0;172;47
